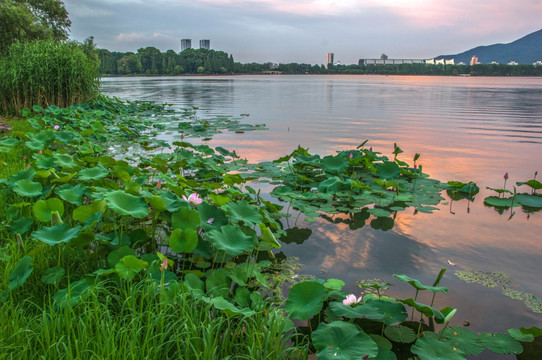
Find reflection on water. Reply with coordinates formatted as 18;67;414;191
101;75;542;340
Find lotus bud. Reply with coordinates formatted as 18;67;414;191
54;125;59;130
51;211;63;225
504;172;509;181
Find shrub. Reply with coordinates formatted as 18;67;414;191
0;40;99;114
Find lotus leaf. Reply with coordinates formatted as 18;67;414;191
365;299;408;325
31;223;81;246
53;153;78;170
394;274;448;294
484;196;517;208
55;184;88;205
207;225;256;255
115;255;148;281
212;297;255;317
8;256;33;291
285;281;326;320
321;155;349;174
376;161;401;180
259;223;281;248
33;198;65;222
53;279;91;308
223;200;263;226
78;166;110;181
8;168;35;187
206;269;230;298
480;333;523;354
517;179;542;190
172;206;201;229
397;298;447;323
311;321;378;360
72;200;107;223
13;179;42;197
41;266;65;285
441;327;484;355
107;246;137;267
184;273;205;296
370;334;393;351
516;194;542;208
324;278;345;291
105;190;148;218
11;216;33;235
169;228;198;253
384;325;417;343
411;337;466;360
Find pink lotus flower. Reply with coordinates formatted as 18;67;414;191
343;294;362;306
39;149;42;155
349;153;353;159
181;133;184;140
182;192;202;205
160;258;168;271
156;180;162;189
54;125;59;130
207;217;214;224
26;164;30;169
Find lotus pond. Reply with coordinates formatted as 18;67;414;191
0;91;541;359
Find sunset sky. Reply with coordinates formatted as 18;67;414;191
63;0;541;64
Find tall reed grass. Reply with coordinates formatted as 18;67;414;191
0;280;306;360
0;41;99;114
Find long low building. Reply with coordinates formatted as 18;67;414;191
358;58;455;66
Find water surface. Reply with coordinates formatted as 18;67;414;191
101;75;542;351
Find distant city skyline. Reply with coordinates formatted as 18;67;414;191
63;0;541;65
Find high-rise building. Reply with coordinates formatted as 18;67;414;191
181;39;191;51
326;52;334;68
470;55;479;65
200;39;210;50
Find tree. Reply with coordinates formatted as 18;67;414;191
380;53;388;60
0;0;71;51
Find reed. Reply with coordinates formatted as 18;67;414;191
0;40;99;115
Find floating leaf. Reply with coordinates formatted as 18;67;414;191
411;337;466;360
311;321;378;360
484;196;516;208
441;327;484;355
285;281;326;320
480;333;523;354
105;190;148;218
515;194;542;208
384;325;417;343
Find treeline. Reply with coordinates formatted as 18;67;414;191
98;48;542;76
327;63;542;76
98;47;235;75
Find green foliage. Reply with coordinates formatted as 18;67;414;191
0;0;71;51
0;40;99;114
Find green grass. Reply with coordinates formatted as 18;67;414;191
0;280;307;360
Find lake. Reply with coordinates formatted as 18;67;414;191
101;75;542;357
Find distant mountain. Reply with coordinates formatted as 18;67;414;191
436;29;542;65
